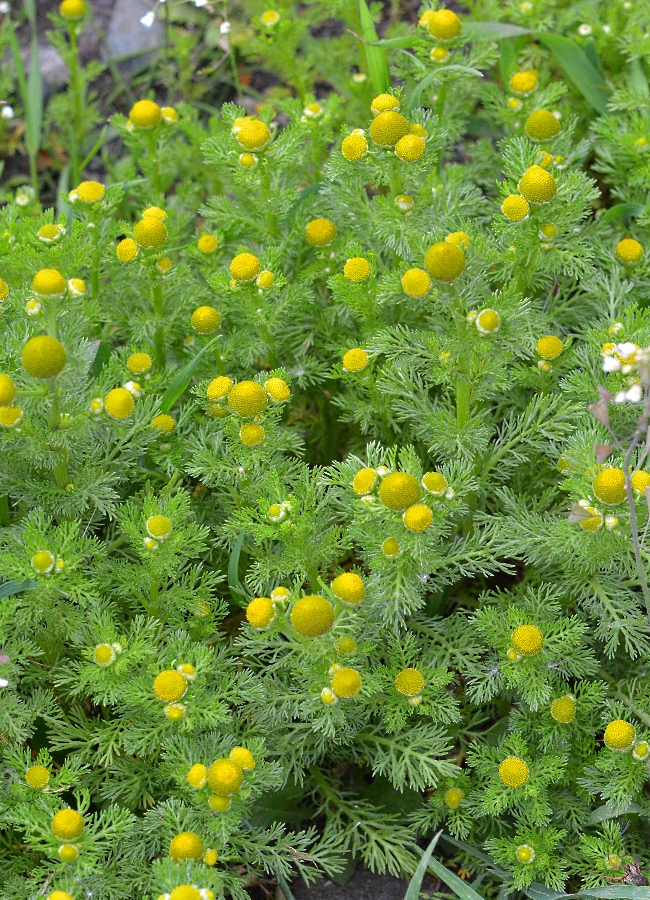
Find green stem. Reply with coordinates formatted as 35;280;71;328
68;23;83;185
0;495;9;526
152;275;166;367
456;378;471;427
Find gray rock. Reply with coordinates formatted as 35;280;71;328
35;44;68;93
105;0;163;61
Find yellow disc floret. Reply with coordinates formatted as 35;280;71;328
133;216;167;249
291;595;335;637
208;794;231;812
129;99;162;129
424;242;465;282
511;625;544;656
117;238;138;262
509;70;538;95
443;787;464;808
191;306;221;334
246;597;275;629
550;694;576;723
197;234;218;254
518;166;557;203
230;747;255;770
403;503;433;532
265;377;290;401
353;467;377;494
305;218;337;247
240;423;265;445
395;134;425;162
593;468;626;505
93;643;116;666
344;258;371;282
604;719;636;750
524;110;561;141
537;336;563;359
58;843;79;862
76;181;105;203
475;309;500;335
104;388;134;420
378;472;421;510
371;93;400;115
146;515;172;539
208;758;244;795
207;376;233;401
501;195;529;221
237;120;272;151
395;668;425;696
127;352;151;374
60;0;87;18
230;252;261;282
170;887;201;900
187;763;208;789
331;572;365;605
169;832;204;861
332;667;362;698
228;381;268;416
341;133;368;161
427;8;462;40
498;756;529;788
51;808;84;840
153;670;187;702
0;407;22;428
21;336;66;379
422;472;448;496
49;892;75;900
615;238;643;265
401;268;431;298
151;414;175;433
342;348;369;372
369;111;410;147
32;268;67;296
516;845;535;864
0;374;16;406
631;470;650;494
25;765;50;789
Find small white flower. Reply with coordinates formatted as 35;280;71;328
220;20;231;33
195;0;208;6
578;23;592;36
602;24;611;33
603;356;621;373
0;678;8;688
0;2;10;14
1;105;14;119
352;72;367;83
140;10;155;27
626;384;643;402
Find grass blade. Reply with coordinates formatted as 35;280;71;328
537;34;610;114
408;66;483;114
159;336;219;413
358;0;390;95
0;579;38;599
405;831;443;900
425;853;488;900
228;531;246;601
598;203;645;225
463;21;533;39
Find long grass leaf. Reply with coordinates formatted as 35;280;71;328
358;0;390;95
405;831;442;900
463;21;533;39
0;579;38;599
598;203;645;225
26;30;43;162
159;337;219;413
228;531;246;601
537;34;610;114
425;853;488;900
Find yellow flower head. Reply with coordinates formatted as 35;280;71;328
344;257;371;282
430;46;450;63
230;746;255;770
0;279;8;301
260;10;280;26
228;380;268;416
511;625;544;656
151;414;176;433
208;758;244;795
395;193;414;211
382;537;401;558
604;719;636;751
127;352;151;374
49;893;75;900
443;787;464;808
424;242;465;282
410;123;428;138
153;670;187;702
371;93;400;115
422;472;449;496
395;134;426;162
239;152;258;168
191;306;221;334
0;407;23;428
21;336;66;379
129;99;162;129
38;224;64;243
501;195;529;221
524;110;561;141
76;181;105;203
117;238;138;263
475;308;501;335
341;132;369;161
395;667;425;696
593;467;626;505
498;756;529;787
170;887;201;900
198;234;218;254
239;423;265;446
291;594;335;637
0;374;16;406
331;572;365;605
57;844;79;862
51;808;85;840
32;550;55;574
146;515;172;539
133;216;167;249
256;270;274;289
353;467;377;495
578;506;603;532
518;165;557;203
615;238;643;265
631;470;650;494
263;377;289;402
93;643;116;666
537;336;563;360
516;845;535;864
68;278;86;296
104;387;135;420
169;832;204;861
207;376;234;401
509;69;538;95
337;636;357;654
25;765;50;789
186;763;208;789
230;252;261;282
379;472;421;510
208;794;231;812
59;0;86;18
332;666;362;698
32;268;67;296
403;503;433;532
342;348;369;372
550;694;576;723
237;120;271;151
306;218;337;247
369;111;410;147
401;268;431;298
446;231;470;249
427;8;462;40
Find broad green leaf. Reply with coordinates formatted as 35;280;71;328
26;30;43;163
405;831;443;900
425;851;488;900
159;336;219;413
0;579;38;600
463;21;533;39
524;884;566;900
627;59;649;96
228;531;246;601
368;35;416;49
57;163;71;222
537;34;610;115
358;0;390;95
408;66;483;113
91;341;112;380
598;203;646;225
525;885;650;900
588;801;643;824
